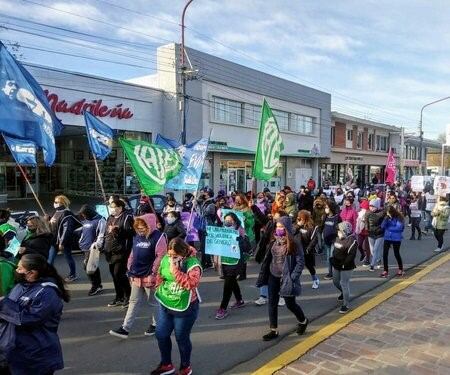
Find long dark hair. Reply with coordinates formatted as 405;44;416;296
223;212;242;229
387;206;404;222
20;254;71;302
168;237;191;257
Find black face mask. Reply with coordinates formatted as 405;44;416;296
14;271;28;283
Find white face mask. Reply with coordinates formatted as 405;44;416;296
166;217;176;225
53;203;61;209
338;232;345;239
110;207;119;216
325;208;330;214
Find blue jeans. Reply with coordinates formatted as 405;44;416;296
62;245;76;277
47;245;56;265
323;243;333;275
260;285;268;298
156;301;199;368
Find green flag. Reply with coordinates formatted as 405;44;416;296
119;138;182;195
253;99;284;180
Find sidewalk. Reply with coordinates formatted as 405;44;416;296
273;253;450;375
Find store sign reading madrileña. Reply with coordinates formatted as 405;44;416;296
43;90;133;120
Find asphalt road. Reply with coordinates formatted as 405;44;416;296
51;227;449;375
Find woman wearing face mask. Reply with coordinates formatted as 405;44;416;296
18;216;53;260
110;217;167;339
163;211;187;242
152;238;202;375
48;195;81;282
215;212;251;320
257;216;308;341
104;199;134;308
78;205;106;296
163;193;182;216
0;253;70;375
233;194;255;281
340;196;357;233
330;222;358;314
294;210;320;289
380;206;405;278
334;188;345;206
365;198;386;272
322;201;341;280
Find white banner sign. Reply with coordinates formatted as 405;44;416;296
411;175;424;192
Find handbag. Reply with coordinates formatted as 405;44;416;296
86;243;100;275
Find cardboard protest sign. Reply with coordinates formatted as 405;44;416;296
181;211;199;242
205;225;240;259
433;176;450;196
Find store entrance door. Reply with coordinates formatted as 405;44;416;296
227;168;246;193
5;164;37;198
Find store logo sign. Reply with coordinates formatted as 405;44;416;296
44;90;133;120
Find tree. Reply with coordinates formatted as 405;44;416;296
437;132;446;144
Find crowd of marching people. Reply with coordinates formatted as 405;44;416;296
1;178;450;374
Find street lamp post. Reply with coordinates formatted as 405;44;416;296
180;0;194;145
419;96;450;175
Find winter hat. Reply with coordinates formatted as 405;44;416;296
369;198;381;210
360;200;370;210
276;216;294;236
338;221;353;237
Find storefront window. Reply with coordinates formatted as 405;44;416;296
219;160;254;193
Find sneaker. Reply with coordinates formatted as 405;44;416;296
109;326;129;339
215;308;229;320
396;270;405;277
88;286;103;296
296;318;309;335
144;324;156;337
122;298;130;309
337;293;343;301
312;278;320;289
380;271;388;278
339;305;349;314
177;365;192;375
324;273;333;280
362;261;370;267
64;274;78;283
150;363;175;375
230;300;245;309
278;298;286;307
408;223;412;227
107;299;123;307
359;253;365;262
369;266;375;272
254;296;267;306
376;261;382;269
262;330;279;341
434;248;442;252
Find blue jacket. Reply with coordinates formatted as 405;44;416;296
128;230;162;278
79;215;106;251
256;237;305;297
381;217;404;242
0;278;64;375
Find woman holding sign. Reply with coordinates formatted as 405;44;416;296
215;212;251;320
256;216;308;341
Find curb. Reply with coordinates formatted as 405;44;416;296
252;252;450;375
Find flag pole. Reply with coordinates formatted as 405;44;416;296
2;134;46;215
92;153;107;203
16;163;46;216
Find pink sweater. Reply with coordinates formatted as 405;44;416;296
340;206;358;232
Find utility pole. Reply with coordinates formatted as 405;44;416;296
419;96;450;175
400;126;405;182
180;0;194;145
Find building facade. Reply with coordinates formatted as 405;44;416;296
321;112;401;186
132;43;332;194
0;64;164;199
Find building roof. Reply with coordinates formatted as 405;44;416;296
331;111;401;132
404;136;442;149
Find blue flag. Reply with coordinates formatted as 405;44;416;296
155;135;209;191
84;111;114;160
0;42;63;166
3;134;37;165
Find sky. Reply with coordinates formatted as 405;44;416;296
1;0;450;139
